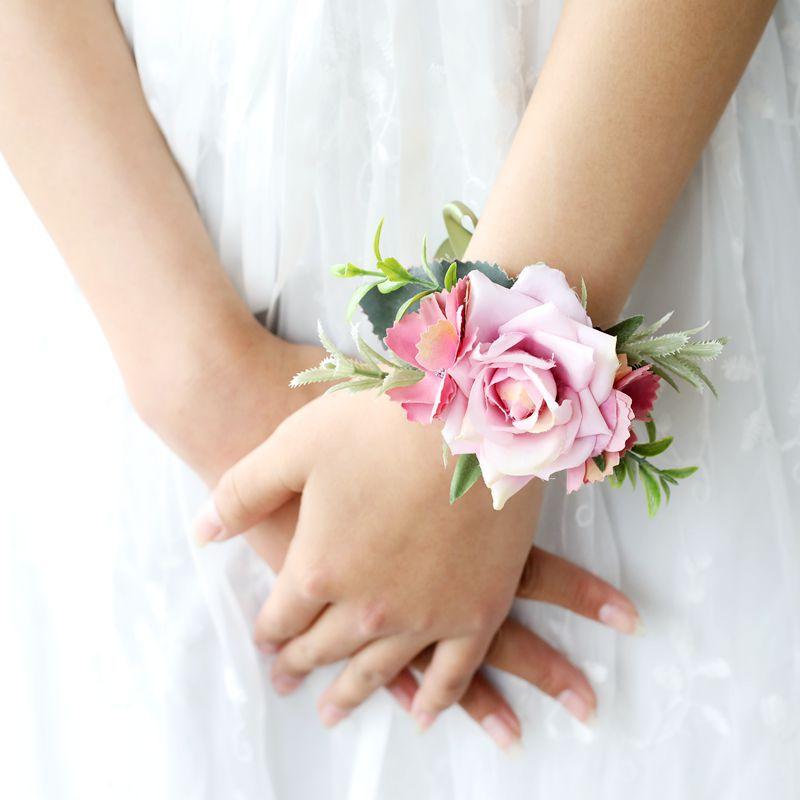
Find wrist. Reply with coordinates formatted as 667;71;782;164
134;313;325;483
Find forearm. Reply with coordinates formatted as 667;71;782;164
466;0;774;328
0;0;272;418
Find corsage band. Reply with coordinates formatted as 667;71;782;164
291;203;726;515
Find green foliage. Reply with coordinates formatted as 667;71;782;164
604;315;645;346
358;259;511;341
449;453;482;504
290;323;423;397
435;201;478;261
443;261;458;291
607;310;727;396
631;436;673;457
609;426;699;517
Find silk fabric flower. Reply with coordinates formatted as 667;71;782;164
386;264;641;509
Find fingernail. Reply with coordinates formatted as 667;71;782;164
481;713;520;751
319;703;349;728
497;706;522;739
193;497;225;547
598;603;640;636
413;708;437;732
256;641;278;655
557;689;594;724
388;684;414;712
272;673;302;695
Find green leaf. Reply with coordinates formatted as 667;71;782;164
580;277;588;310
678;338;728;360
625;456;638;489
626;332;690;360
604;315;644;345
659;476;671;503
449;453;482;504
609;462;626;488
380;368;424;393
346;280;382;321
377;257;413;283
632;436;673;457
324;376;384;394
420;235;439;287
437;201;478;261
373;217;385;261
645;420;657;442
661;466;698;480
359;259;512;342
351;327;405;370
593;454;606;472
639;463;662;517
444;260;458;291
395;290;434;322
648;362;680;392
629;311;674;340
377;279;409;294
289;365;338;387
330;262;382;279
655;354;715;395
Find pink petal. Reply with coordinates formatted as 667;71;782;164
387;373;444;424
577;388;612;438
566;465;586;493
511;263;592;326
575;325;619;404
385;311;427;367
616;365;661;421
530;330;595;392
415;319;459;372
466;271;538;343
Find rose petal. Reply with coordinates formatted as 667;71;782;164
466;271;538;343
576;325;619;404
512;263;592;326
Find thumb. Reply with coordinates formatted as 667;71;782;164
193;417;307;545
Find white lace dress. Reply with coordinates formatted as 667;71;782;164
2;1;800;798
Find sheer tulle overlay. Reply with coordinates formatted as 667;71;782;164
2;1;800;797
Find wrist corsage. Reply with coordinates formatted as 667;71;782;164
291;203;727;515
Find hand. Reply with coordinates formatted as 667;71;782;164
246;501;641;749
198;389;552;729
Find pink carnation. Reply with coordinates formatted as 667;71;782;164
385;264;643;509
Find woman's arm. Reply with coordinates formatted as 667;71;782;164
0;0;321;480
467;0;775;328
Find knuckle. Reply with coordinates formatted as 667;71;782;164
293;640;323;670
570;575;596;613
352;661;390;690
297;565;331;601
537;658;568;696
358;602;388;637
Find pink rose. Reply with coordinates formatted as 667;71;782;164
385;263;638;510
566;354;661;492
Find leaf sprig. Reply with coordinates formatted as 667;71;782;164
331;219;444;324
606;419;698;517
289;321;423;395
605;311;727;396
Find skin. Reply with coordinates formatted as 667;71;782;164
0;0;645;750
202;0;776;737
